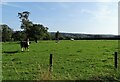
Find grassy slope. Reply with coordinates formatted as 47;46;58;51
2;40;119;80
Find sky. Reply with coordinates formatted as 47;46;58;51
0;0;119;35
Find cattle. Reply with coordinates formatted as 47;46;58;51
20;38;30;51
70;38;74;41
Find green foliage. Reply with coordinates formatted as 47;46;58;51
1;24;13;42
28;24;49;40
12;31;26;41
18;11;33;38
18;11;50;41
2;40;119;80
43;32;51;40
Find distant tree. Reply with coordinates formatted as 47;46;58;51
59;35;65;40
0;26;2;42
94;35;102;39
1;24;13;42
43;32;51;40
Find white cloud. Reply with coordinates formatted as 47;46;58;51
82;3;117;21
1;2;23;8
77;2;118;34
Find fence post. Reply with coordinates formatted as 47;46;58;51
49;54;52;72
114;52;117;68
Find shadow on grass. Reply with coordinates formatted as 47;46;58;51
3;51;19;54
90;75;119;81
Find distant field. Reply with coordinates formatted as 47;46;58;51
2;40;119;80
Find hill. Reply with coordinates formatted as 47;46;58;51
50;32;120;40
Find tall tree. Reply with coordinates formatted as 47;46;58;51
18;11;50;42
18;11;33;39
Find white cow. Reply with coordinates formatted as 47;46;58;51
70;38;74;41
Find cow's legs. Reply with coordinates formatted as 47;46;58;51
27;48;29;51
27;47;29;51
21;48;23;51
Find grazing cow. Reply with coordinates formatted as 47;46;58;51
71;38;74;41
20;38;30;51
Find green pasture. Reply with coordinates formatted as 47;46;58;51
2;40;119;80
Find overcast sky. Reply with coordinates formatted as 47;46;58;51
0;0;119;35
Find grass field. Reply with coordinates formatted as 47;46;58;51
2;40;119;80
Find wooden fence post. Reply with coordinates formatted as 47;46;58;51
49;54;52;72
114;52;117;68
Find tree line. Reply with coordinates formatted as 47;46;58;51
1;24;51;42
1;24;120;42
